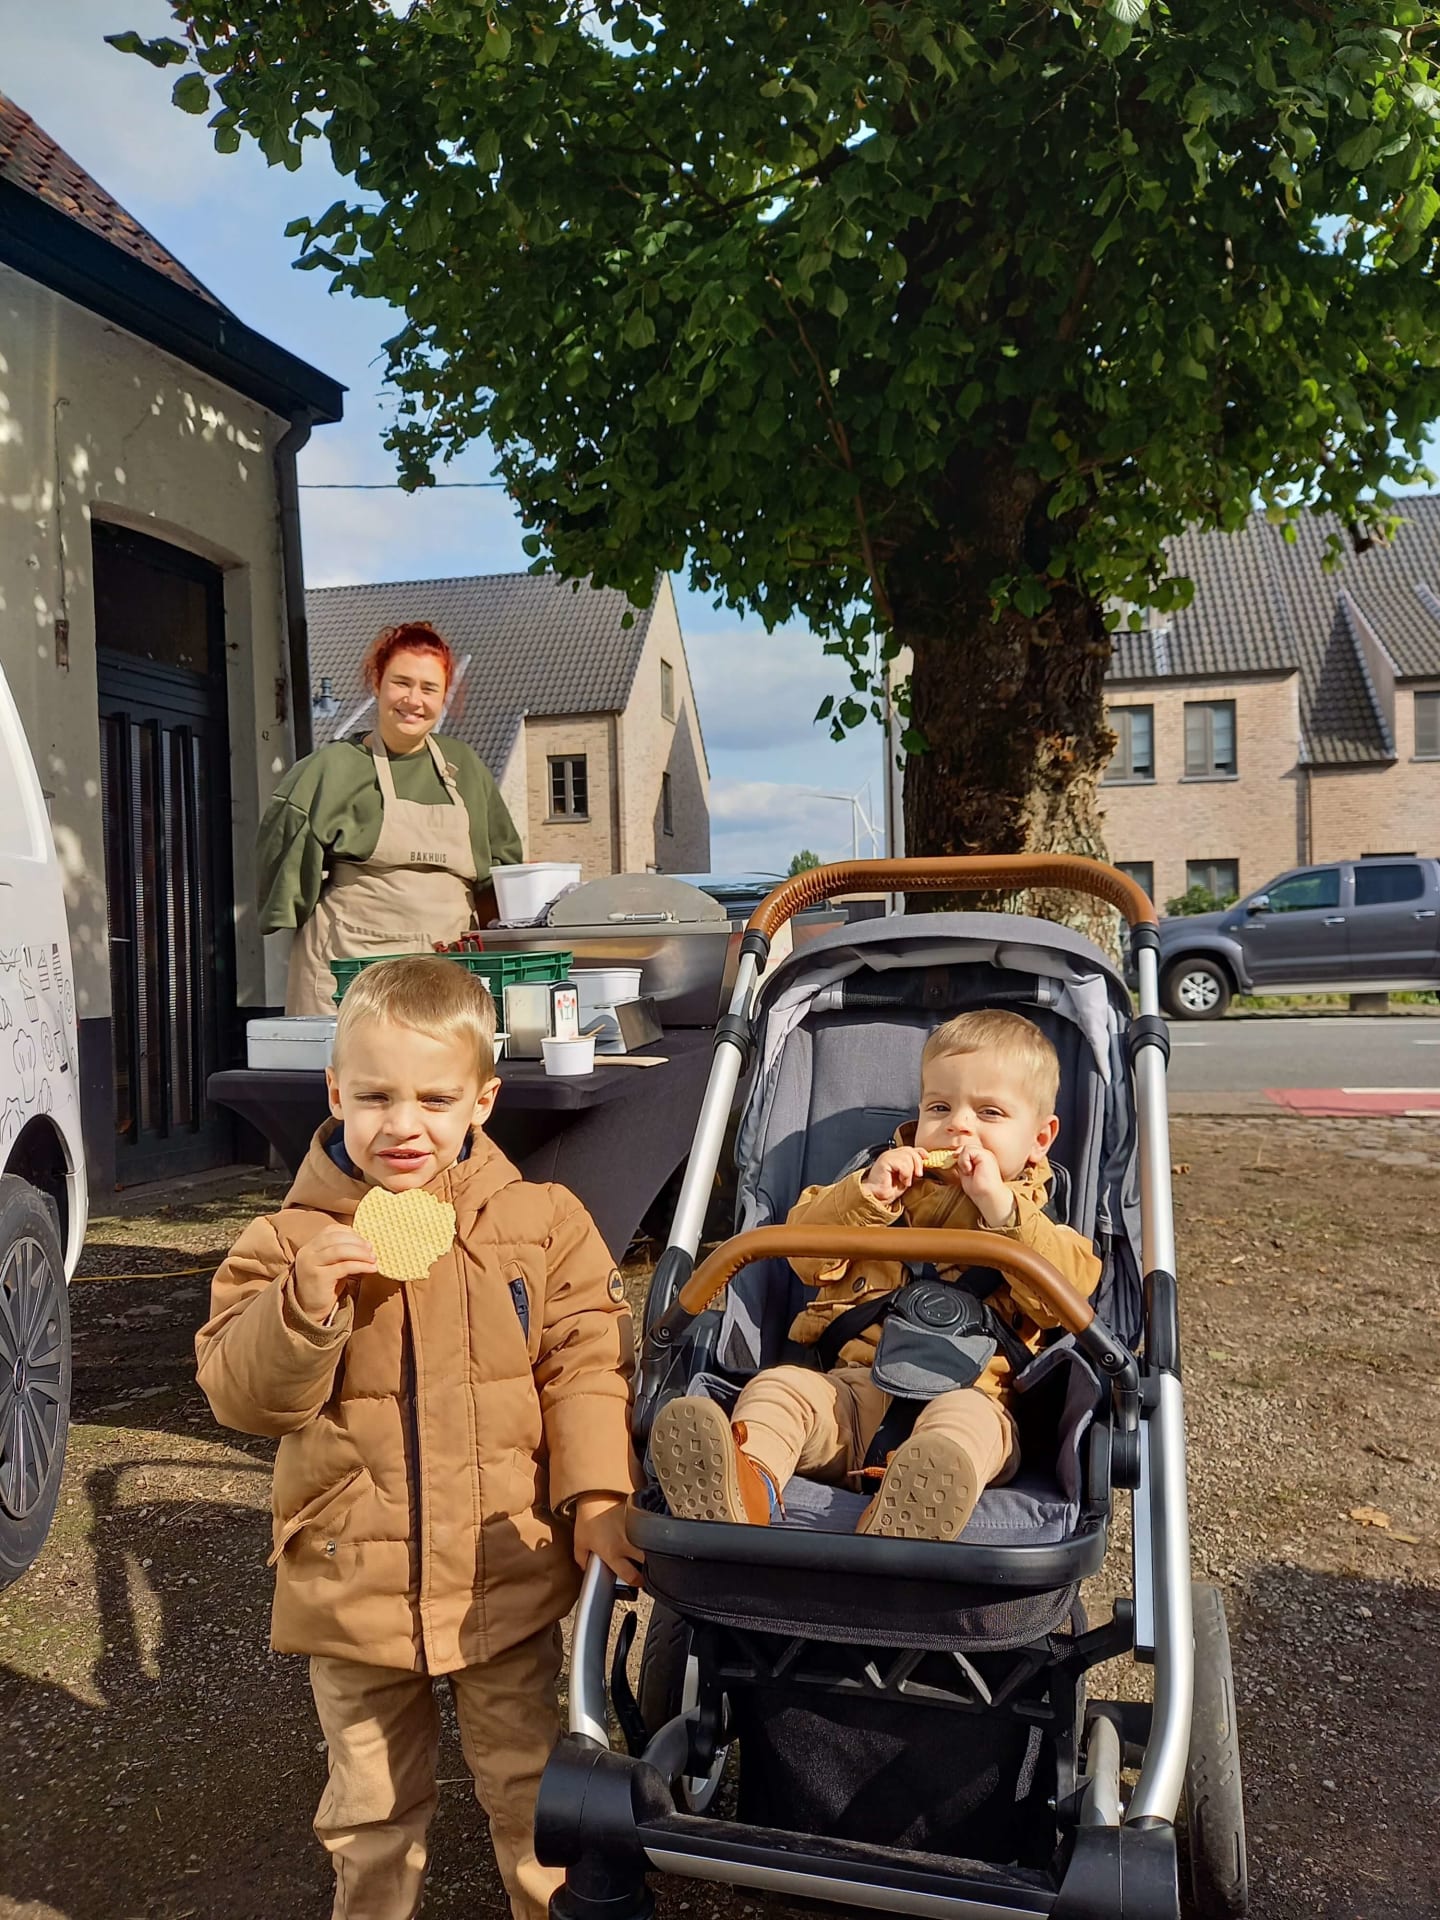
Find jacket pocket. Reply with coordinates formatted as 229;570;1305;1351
268;1467;372;1566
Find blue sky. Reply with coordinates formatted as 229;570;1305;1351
4;0;886;873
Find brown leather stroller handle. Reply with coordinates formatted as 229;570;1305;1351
676;1226;1096;1338
746;855;1156;941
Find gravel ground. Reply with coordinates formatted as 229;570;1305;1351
2;1116;1438;1919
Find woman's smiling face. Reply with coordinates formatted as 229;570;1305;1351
376;647;448;753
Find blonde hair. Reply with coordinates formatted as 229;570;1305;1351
921;1009;1059;1115
332;955;497;1081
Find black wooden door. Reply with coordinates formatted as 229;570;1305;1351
94;524;236;1182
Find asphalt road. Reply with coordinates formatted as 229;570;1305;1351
1166;1013;1440;1098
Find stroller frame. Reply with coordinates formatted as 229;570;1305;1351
537;857;1243;1920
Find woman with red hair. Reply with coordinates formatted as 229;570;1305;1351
258;621;522;1014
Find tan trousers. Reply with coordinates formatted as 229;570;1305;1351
309;1623;565;1920
735;1363;1019;1497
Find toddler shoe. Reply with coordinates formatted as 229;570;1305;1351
858;1432;981;1541
651;1398;780;1525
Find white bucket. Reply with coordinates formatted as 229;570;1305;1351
569;966;644;1010
541;1034;596;1077
492;861;582;923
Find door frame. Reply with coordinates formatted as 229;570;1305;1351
93;524;238;1184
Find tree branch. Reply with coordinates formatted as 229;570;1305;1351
766;271;895;630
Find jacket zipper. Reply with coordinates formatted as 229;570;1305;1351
400;1288;423;1619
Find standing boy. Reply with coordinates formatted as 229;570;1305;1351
197;956;638;1920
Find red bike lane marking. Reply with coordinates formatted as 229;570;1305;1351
1265;1088;1440;1116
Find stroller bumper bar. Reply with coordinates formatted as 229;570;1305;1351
647;1226;1139;1402
537;1731;1181;1920
744;854;1158;944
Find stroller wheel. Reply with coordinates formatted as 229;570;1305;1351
1182;1582;1249;1918
637;1604;730;1814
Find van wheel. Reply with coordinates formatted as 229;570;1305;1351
1162;958;1232;1021
0;1175;71;1590
1181;1583;1248;1917
637;1604;729;1814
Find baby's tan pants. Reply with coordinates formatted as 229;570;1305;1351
735;1363;1019;1497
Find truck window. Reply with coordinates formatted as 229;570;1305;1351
1265;868;1340;912
1353;863;1425;907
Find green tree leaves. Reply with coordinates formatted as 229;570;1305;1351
110;1;1440;820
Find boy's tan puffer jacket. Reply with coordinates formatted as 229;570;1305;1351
195;1124;635;1674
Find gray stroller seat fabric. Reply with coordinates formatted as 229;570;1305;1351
719;922;1144;1379
683;1342;1100;1548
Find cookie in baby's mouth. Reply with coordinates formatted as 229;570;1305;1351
353;1186;457;1281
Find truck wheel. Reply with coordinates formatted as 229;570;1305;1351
1181;1583;1249;1917
0;1175;71;1590
1162;958;1232;1021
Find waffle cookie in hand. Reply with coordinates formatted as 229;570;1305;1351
353;1186;457;1281
920;1148;957;1174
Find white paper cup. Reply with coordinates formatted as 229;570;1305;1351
541;1034;596;1077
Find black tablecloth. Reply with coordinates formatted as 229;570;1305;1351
208;1028;715;1260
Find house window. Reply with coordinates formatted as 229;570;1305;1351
1186;858;1239;901
1265;867;1340;912
1104;706;1154;783
1115;860;1154;900
660;659;676;722
548;755;589;819
660;771;674;836
1416;690;1440;758
1184;700;1237;777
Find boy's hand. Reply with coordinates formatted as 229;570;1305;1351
573;1493;644;1588
292;1228;377;1322
862;1146;928;1206
955;1146;1017;1230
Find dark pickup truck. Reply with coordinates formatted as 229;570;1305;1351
1156;855;1440;1019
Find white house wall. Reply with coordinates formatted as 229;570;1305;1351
0;263;295;1034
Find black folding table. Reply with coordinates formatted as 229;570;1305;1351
207;1027;714;1260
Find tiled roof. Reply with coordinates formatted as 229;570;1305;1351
305;572;657;775
1107;498;1440;765
0;91;223;307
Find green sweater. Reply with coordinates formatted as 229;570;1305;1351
257;733;523;934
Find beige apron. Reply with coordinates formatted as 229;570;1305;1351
285;735;478;1016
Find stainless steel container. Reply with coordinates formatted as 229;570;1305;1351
479;875;734;1027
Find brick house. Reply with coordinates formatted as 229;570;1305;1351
306;571;709;878
1101;500;1440;909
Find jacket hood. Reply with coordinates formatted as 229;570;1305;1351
284;1120;523;1224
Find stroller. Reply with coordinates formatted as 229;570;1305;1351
537;856;1248;1920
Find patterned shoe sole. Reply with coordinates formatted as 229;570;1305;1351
860;1434;981;1541
651;1398;749;1524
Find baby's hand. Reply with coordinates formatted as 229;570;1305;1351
573;1493;644;1588
292;1227;377;1322
862;1146;928;1206
955;1146;1017;1230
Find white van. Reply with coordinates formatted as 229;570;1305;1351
0;662;87;1587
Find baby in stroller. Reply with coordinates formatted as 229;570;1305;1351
652;1008;1101;1540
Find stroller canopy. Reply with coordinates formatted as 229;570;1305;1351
723;911;1142;1376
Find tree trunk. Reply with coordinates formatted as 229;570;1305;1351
887;460;1116;947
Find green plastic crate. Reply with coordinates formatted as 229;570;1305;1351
329;948;573;1006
